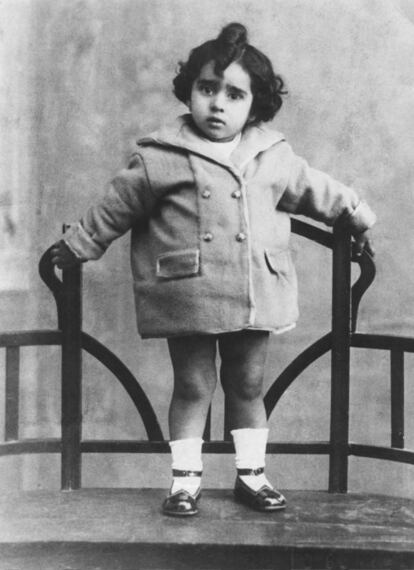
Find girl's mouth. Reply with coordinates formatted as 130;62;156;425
207;117;225;126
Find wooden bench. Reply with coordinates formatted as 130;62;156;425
1;221;413;569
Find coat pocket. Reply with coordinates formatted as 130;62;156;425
264;248;291;277
156;248;200;279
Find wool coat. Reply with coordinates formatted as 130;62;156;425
63;115;376;338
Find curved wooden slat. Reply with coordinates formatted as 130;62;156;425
265;223;376;423
37;244;165;443
350;249;376;332
81;333;164;441
39;247;64;329
264;333;332;418
0;333;164;442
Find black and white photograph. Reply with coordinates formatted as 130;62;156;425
0;1;413;568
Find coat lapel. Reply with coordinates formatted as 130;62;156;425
138;115;285;172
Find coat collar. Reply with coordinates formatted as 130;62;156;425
137;114;285;172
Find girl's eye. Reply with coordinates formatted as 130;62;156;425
228;92;244;101
201;86;214;95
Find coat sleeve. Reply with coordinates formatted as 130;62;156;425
278;151;376;234
62;153;156;261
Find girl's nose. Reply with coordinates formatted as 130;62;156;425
210;93;225;112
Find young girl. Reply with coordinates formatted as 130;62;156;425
51;23;375;517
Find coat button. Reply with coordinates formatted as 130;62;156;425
203;232;214;242
202;189;211;199
231;190;242;199
235;232;246;242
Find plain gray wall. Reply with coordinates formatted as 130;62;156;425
0;0;413;496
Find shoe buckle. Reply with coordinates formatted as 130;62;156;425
172;469;202;477
237;467;265;476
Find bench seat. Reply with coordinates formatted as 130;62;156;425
1;488;413;569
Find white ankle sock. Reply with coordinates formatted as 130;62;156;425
169;437;203;495
231;428;273;492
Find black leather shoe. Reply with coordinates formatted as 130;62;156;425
162;469;202;517
162;487;201;517
234;469;286;512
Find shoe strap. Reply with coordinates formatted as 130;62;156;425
172;469;202;477
237;467;265;476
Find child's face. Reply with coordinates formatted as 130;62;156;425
188;60;254;142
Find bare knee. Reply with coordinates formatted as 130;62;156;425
173;372;217;403
168;335;217;403
219;330;268;402
221;362;265;402
238;379;263;402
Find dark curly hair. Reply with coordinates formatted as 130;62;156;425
173;23;287;124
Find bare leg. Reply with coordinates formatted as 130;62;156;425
168;335;217;440
218;331;285;510
219;330;269;430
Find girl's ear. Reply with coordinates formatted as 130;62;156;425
246;112;256;126
246;102;256;125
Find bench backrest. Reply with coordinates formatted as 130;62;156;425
1;220;413;491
